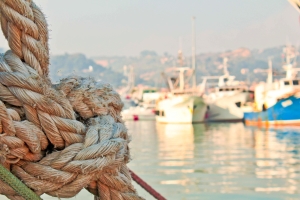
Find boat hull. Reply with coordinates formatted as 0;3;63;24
205;102;244;122
122;113;155;121
244;95;300;126
122;108;155;121
205;92;249;122
156;95;207;123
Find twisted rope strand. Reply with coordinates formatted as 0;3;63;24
0;0;144;199
0;164;41;200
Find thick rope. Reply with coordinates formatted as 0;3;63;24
0;164;41;200
0;0;49;76
0;0;144;199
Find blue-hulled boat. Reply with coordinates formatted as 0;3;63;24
244;94;300;126
244;46;300;126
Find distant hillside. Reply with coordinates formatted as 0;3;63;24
195;46;288;84
197;45;297;84
92;45;299;87
92;50;174;87
0;45;296;88
49;53;125;87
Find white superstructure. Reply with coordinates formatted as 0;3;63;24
156;67;207;123
201;57;253;122
248;45;300;112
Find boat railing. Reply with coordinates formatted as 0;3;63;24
199;75;237;92
171;88;202;96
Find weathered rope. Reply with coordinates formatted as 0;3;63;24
0;0;144;199
0;164;41;200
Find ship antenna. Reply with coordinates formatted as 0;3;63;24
192;16;197;89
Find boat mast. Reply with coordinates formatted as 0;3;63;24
284;46;294;79
192;16;197;89
267;57;273;85
223;57;229;76
123;65;135;94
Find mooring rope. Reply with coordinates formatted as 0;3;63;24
0;164;41;200
0;0;145;199
130;170;167;200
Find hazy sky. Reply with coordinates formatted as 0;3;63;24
0;0;299;57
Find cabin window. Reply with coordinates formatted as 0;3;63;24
220;88;224;92
158;110;165;116
144;90;156;93
284;81;290;85
235;102;241;108
293;80;299;85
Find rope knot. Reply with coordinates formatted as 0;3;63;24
0;0;143;199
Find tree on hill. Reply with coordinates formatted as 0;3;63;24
140;50;157;57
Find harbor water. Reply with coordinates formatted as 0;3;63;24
5;121;299;200
127;121;300;200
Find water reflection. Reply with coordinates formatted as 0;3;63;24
4;124;299;200
272;127;300;146
127;121;300;200
245;127;300;195
156;123;206;162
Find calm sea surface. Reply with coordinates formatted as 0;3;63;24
2;121;300;200
127;121;300;200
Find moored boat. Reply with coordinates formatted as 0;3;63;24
201;57;254;122
244;93;300;126
155;18;207;124
122;102;156;121
244;45;300;126
205;90;253;122
156;94;206;123
120;65;160;121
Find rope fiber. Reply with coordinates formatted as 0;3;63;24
0;0;145;199
0;164;41;200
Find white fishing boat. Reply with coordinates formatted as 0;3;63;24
155;92;207;123
120;66;159;121
156;18;206;123
155;65;206;124
122;100;156;121
201;57;254;122
121;88;160;121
